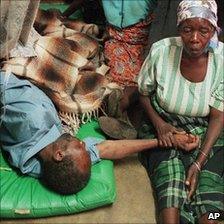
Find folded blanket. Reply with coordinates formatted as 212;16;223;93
34;9;99;38
2;9;119;134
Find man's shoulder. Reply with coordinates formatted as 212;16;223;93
83;137;103;164
83;137;104;146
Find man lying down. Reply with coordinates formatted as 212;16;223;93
0;71;199;195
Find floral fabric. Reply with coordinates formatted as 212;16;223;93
104;16;153;87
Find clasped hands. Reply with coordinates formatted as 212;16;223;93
156;122;200;151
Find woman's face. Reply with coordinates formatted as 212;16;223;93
179;18;215;58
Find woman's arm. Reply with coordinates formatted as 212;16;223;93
196;107;223;166
140;95;185;147
186;107;223;200
140;95;165;128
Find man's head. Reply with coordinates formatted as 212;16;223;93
39;134;91;195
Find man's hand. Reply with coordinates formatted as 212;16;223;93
185;163;200;200
174;134;200;151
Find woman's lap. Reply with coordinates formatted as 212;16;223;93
139;147;224;222
138;96;224;222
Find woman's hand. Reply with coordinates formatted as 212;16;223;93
185;163;200;200
156;122;186;148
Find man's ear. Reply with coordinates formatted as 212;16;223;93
53;150;64;162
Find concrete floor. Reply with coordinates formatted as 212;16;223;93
1;155;157;224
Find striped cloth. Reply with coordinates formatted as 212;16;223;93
138;37;224;116
138;96;224;223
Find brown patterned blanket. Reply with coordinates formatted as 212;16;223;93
2;9;119;134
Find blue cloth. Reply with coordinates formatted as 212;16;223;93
83;137;103;164
102;0;157;28
0;72;63;177
0;72;101;177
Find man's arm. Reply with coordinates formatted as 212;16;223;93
97;134;199;160
97;139;158;159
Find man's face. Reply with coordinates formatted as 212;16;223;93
66;138;91;173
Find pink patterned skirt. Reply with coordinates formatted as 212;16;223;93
104;15;154;87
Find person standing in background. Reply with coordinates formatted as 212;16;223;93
101;0;157;88
98;0;158;139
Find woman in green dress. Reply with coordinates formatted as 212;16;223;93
138;0;223;223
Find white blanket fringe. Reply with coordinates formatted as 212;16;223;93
59;106;106;135
59;111;80;135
